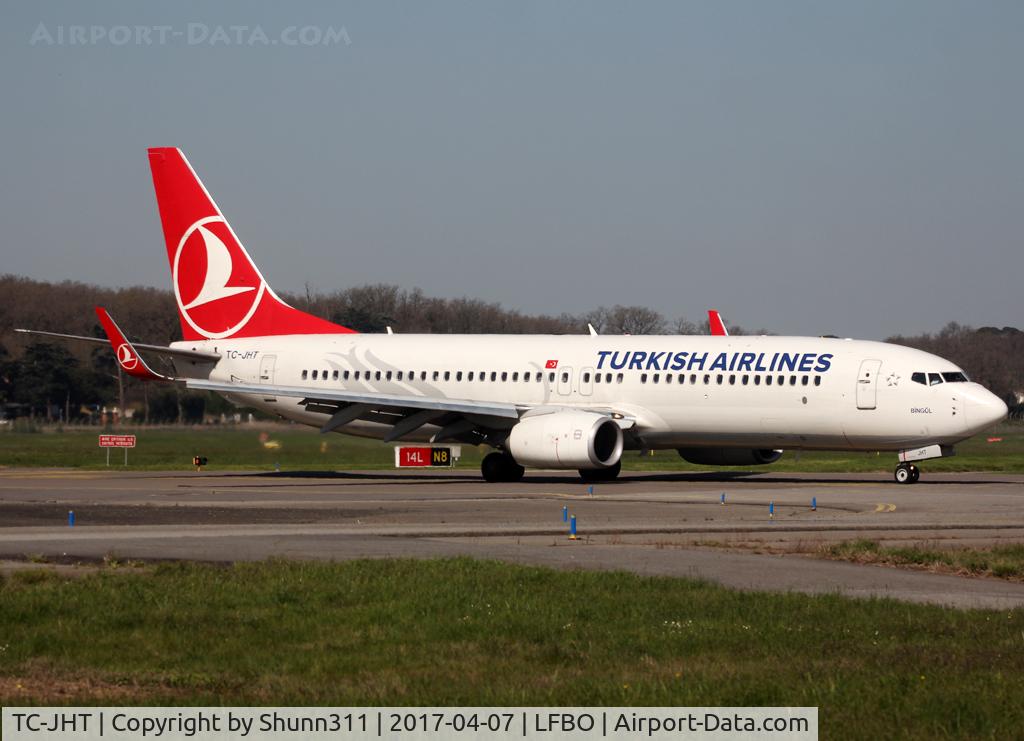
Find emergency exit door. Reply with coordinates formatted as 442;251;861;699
856;359;882;410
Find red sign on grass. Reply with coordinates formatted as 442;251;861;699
99;434;136;448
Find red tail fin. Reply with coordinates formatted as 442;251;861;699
708;309;729;337
147;147;354;341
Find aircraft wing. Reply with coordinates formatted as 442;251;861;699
185;377;523;442
186;378;521;419
185;378;636;443
13;328;220;363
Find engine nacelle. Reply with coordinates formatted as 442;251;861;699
677;447;784;466
508;410;623;469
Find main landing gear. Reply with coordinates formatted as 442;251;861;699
894;462;920;485
481;452;525;483
579;460;622;482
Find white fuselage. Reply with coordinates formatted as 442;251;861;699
170;333;1007;453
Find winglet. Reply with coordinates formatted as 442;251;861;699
708;310;729;337
94;306;172;381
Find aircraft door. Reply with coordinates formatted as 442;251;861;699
856;359;882;410
557;367;573;396
259;354;276;385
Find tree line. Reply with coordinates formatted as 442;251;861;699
0;274;1020;422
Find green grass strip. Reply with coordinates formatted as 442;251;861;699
1;424;1022;472
823;540;1024;580
1;558;1022;739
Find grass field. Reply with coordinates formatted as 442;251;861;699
0;558;1022;739
822;540;1024;581
1;423;1021;473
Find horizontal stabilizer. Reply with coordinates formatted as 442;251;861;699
14;328;220;363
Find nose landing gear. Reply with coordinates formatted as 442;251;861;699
894;462;920;484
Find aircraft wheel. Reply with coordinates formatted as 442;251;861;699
910;465;920;483
894;463;915;485
481;452;525;483
579;460;621;482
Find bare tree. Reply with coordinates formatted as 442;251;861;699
604;305;666;335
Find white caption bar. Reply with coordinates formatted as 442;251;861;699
3;707;816;741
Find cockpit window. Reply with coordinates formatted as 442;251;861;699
913;370;968;385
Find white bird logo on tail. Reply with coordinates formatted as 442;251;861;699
183;225;255;309
172;216;267;340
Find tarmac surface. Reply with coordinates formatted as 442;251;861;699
1;467;1024;609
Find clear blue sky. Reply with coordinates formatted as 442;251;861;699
1;1;1022;338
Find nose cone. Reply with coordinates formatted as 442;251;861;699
964;385;1009;431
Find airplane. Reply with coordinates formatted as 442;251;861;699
17;148;1008;485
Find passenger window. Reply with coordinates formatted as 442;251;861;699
594;374;601;384
467;372;474;381
814;376;821;386
754;375;761;386
789;376;796;386
343;370;350;380
606;373;612;383
397;371;404;381
690;374;697;384
312;370;318;380
512;372;519;381
742;375;749;385
538;373;544;382
801;376;808;386
641;373;648;383
491;372;498;382
444;371;451;381
583;372;591;383
501;372;508;382
703;374;710;384
766;376;772;386
432;371;439;381
386;371;393;381
665;374;672;384
524;373;530;383
332;370;339;381
728;375;735;385
652;374;659;384
928;373;942;386
321;370;327;380
778;375;785;386
456;371;463;381
560;372;568;383
302;370;308;380
716;374;723;385
616;373;624;383
420;371;427;381
679;374;686;384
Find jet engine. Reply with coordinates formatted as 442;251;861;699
508;410;623;469
677;448;784;466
